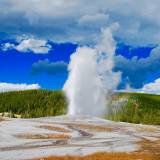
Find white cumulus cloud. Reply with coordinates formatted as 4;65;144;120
16;39;51;54
1;38;52;54
119;78;160;95
0;82;40;92
141;78;160;94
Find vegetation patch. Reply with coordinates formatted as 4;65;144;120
67;123;113;132
138;139;160;157
33;152;158;160
0;90;160;125
15;133;71;140
0;117;5;122
38;125;70;133
107;92;160;125
0;90;67;118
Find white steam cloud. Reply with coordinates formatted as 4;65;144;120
63;27;121;117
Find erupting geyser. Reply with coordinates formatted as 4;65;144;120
63;27;121;116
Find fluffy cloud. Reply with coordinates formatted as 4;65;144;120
1;0;160;45
119;78;160;94
2;43;15;51
0;82;40;92
141;78;160;94
32;59;67;75
16;39;51;54
1;38;52;54
114;46;160;88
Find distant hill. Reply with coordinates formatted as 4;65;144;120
0;90;159;125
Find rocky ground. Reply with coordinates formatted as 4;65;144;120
0;116;160;160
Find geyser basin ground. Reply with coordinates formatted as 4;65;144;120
0;116;160;160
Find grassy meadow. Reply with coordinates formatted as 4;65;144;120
0;90;67;118
107;92;160;125
0;90;160;125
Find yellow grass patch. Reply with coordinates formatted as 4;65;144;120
33;135;160;160
68;123;113;132
33;152;157;160
138;139;160;157
16;133;71;140
38;125;70;133
0;117;5;122
137;126;159;133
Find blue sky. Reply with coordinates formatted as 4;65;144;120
0;0;160;93
0;40;158;90
0;41;77;89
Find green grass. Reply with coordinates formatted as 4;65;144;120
107;92;160;125
0;90;67;118
0;90;160;125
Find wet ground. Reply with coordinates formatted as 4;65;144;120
0;116;160;160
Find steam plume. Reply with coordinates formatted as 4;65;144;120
63;27;121;116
